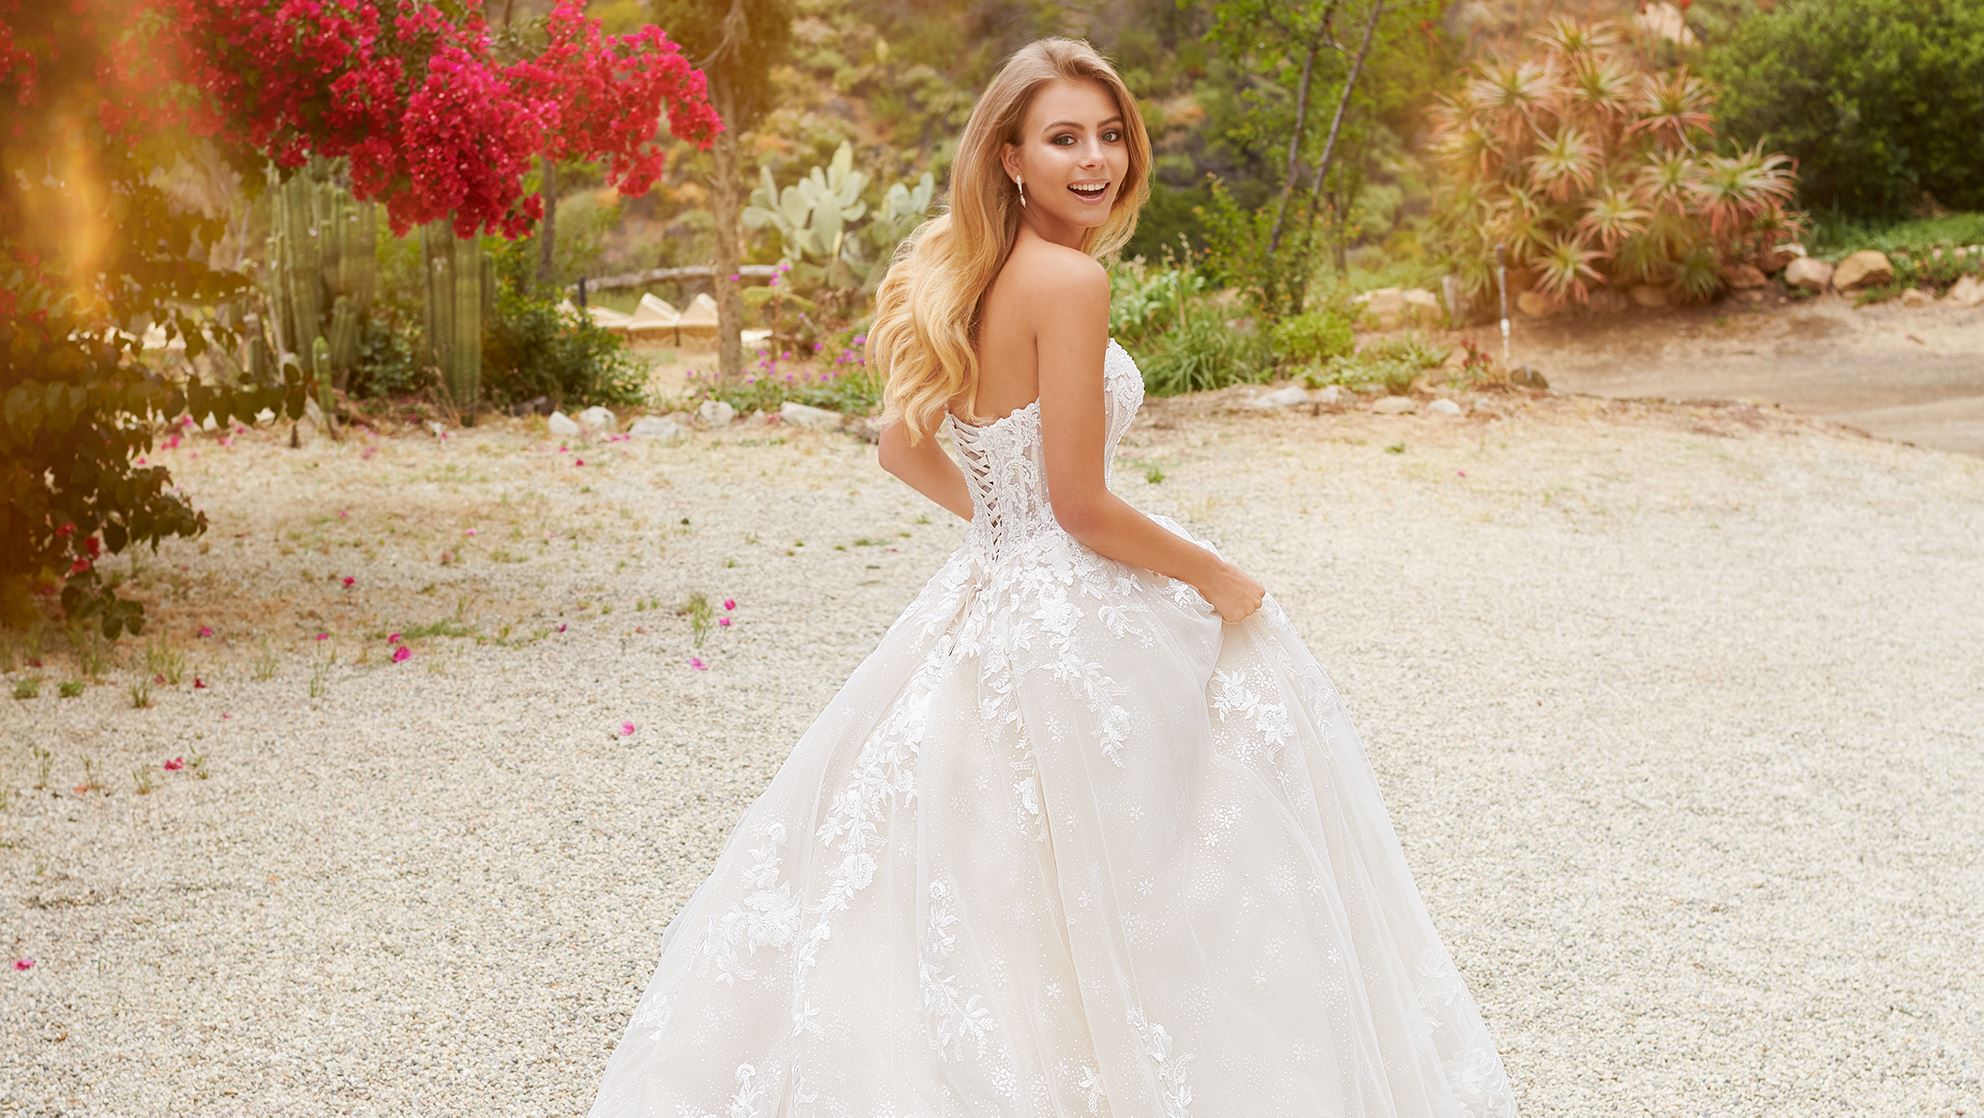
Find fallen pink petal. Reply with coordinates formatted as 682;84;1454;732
12;959;30;971
717;616;732;627
197;625;214;638
314;632;330;641
392;645;412;663
620;721;637;737
688;656;706;670
342;576;356;588
722;598;736;611
387;632;403;645
164;757;184;771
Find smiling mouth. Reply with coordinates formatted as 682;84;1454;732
1069;182;1109;199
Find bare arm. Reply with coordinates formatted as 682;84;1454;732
1028;255;1228;593
878;418;974;522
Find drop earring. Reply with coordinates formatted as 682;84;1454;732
1015;175;1026;209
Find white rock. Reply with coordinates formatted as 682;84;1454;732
1402;288;1444;324
547;411;581;438
698;399;737;427
779;401;843;431
576;405;618;433
1944;275;1984;308
628;416;687;443
1251;385;1310;409
1426;397;1464;417
1785;256;1834;292
1372;395;1417;415
1899;287;1932;307
1316;385;1345;405
254;407;276;424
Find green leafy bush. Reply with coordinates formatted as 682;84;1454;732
1706;0;1984;217
1269;308;1356;367
1137;300;1274;398
482;287;647;409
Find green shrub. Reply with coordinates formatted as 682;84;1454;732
346;313;431;399
1807;211;1984;259
1138;301;1274;397
1706;0;1984;217
482;287;646;409
1269;309;1356;367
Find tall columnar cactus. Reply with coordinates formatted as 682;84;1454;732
420;220;488;420
264;158;379;389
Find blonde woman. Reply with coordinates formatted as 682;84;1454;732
591;37;1516;1115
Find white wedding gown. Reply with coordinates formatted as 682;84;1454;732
589;339;1517;1116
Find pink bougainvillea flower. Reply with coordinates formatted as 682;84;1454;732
574;458;584;467
717;616;731;627
13;959;31;971
391;645;412;663
314;632;330;641
688;656;706;670
387;632;403;645
341;576;356;588
557;444;568;453
620;721;636;737
465;528;477;537
134;455;146;466
1457;469;1468;477
197;625;214;638
164;757;185;771
722;598;735;611
337;509;348;519
193;677;207;689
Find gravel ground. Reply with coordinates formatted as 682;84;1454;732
2;390;1980;1116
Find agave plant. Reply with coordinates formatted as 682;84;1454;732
1430;15;1804;307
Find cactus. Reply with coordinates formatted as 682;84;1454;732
742;141;934;294
263;157;379;391
421;220;485;420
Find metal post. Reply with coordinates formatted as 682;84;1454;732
1495;243;1512;370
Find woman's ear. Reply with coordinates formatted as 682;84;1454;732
1000;142;1019;182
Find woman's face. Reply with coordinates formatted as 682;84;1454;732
1002;77;1130;245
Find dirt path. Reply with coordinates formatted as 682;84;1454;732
1500;294;1984;456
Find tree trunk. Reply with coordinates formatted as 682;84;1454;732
1265;2;1340;257
536;158;558;291
1296;0;1386;297
708;80;745;387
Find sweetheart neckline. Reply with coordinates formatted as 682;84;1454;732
946;338;1126;433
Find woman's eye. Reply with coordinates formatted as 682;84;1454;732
1055;130;1121;144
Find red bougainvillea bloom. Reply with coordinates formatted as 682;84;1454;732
391;644;412;663
131;0;722;238
164;757;185;770
722;598;735;610
193;677;208;689
197;625;214;638
387;632;402;645
717;616;731;627
12;959;31;971
620;721;636;737
688;655;706;671
341;576;356;588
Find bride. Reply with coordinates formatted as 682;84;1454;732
590;36;1517;1116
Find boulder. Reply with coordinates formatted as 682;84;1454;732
1785;256;1834;293
1726;263;1769;290
1315;384;1345;406
1516;290;1561;318
547;410;582;438
1628;285;1674;308
1636;0;1698;46
1402;288;1444;325
1372;395;1417;415
1354;287;1408;330
1945;275;1984;308
628;416;687;443
1425;397;1464;417
1250;385;1310;409
1586;287;1631;314
577;405;618;433
697;399;737;427
1899;287;1932;307
1758;240;1805;274
779;401;843;431
1832;250;1893;293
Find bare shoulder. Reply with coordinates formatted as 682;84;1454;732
1007;242;1108;336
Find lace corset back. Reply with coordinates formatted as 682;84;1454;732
945;338;1144;564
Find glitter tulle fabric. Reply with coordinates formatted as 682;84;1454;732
589;340;1517;1116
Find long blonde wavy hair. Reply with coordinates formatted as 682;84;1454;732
864;37;1153;446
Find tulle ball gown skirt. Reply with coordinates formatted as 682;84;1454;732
587;510;1517;1116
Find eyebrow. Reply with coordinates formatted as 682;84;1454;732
1043;116;1124;132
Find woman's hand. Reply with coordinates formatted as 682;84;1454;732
1196;557;1265;623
